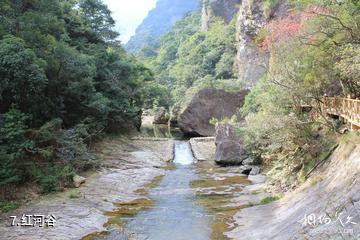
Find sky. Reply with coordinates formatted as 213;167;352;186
103;0;158;43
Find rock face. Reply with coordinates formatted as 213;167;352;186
236;0;289;87
227;142;360;240
236;0;268;87
153;107;170;124
215;123;247;165
178;88;248;136
200;0;288;87
201;0;241;31
215;123;262;173
190;137;216;161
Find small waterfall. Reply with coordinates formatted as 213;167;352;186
125;140;211;240
173;141;195;165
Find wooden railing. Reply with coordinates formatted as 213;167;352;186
322;97;360;128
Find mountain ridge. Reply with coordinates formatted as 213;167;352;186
125;0;200;53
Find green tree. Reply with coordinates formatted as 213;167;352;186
0;35;47;118
0;109;33;187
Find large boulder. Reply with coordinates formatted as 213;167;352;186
153;107;169;124
215;123;248;165
178;88;248;136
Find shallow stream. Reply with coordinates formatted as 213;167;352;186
85;126;252;240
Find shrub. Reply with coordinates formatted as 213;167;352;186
31;165;75;193
0;201;18;213
259;195;280;205
0;109;33;189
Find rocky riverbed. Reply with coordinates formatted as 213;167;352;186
0;136;269;240
0;137;174;240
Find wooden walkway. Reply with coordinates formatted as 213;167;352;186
322;97;360;130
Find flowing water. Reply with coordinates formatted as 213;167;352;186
125;141;212;240
85;125;252;240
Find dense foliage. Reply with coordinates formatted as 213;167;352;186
240;0;360;188
140;13;240;110
125;0;199;53
0;0;151;197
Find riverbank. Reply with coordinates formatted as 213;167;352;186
226;135;360;239
0;137;174;240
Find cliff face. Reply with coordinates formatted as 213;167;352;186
201;0;241;31
201;0;288;87
235;0;289;87
235;0;268;87
125;0;200;53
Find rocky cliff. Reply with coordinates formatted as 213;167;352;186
201;0;241;31
125;0;200;53
201;0;288;87
236;0;268;87
236;0;289;87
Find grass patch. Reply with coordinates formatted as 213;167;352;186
259;195;280;205
69;191;81;199
243;195;281;209
0;201;19;213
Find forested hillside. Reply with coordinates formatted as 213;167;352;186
0;0;152;197
240;0;360;188
140;0;360;188
140;13;240;110
125;0;200;53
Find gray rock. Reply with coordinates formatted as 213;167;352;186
236;0;268;88
239;165;253;175
215;123;248;165
239;165;261;175
153;107;169;124
235;0;289;87
201;0;241;31
178;88;248;136
249;166;261;175
73;175;86;188
169;105;181;127
242;155;262;165
248;174;266;184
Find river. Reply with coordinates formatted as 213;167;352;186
0;124;264;240
125;141;212;240
85;126;256;240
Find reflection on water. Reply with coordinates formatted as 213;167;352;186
125;141;212;240
140;124;185;140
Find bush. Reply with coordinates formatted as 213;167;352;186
0;201;18;213
33;119;99;171
259;195;280;205
0;109;33;188
31;165;75;193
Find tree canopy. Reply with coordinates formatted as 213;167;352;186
0;0;151;195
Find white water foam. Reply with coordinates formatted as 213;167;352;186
173;141;195;165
